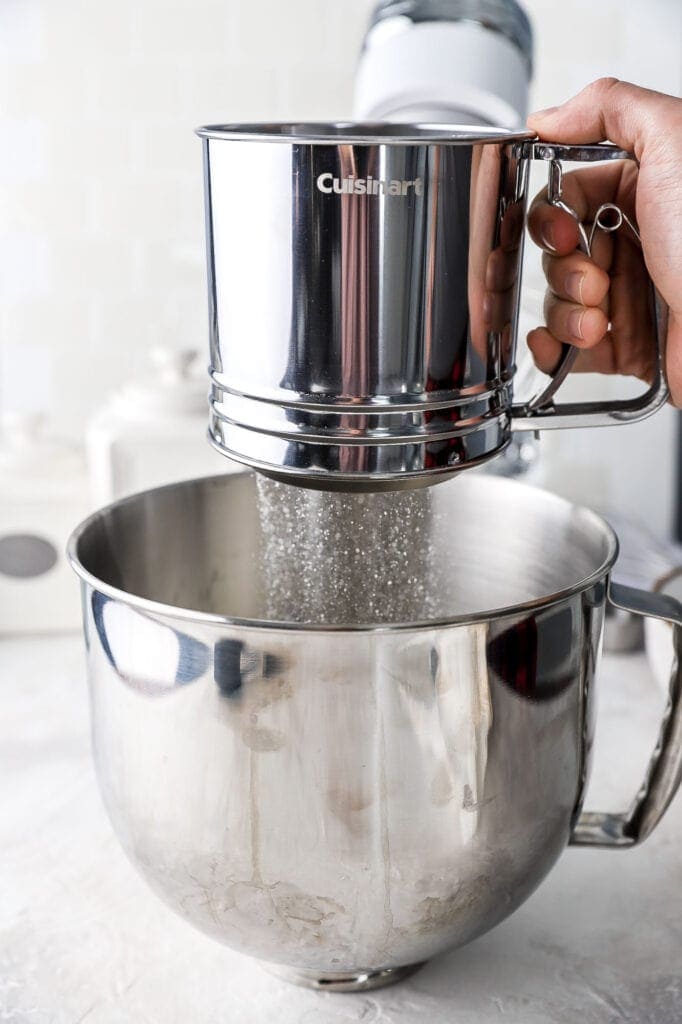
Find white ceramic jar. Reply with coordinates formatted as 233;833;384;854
86;347;240;506
0;413;90;634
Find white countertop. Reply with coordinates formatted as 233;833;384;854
1;634;681;1024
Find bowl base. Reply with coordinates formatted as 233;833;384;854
261;961;426;992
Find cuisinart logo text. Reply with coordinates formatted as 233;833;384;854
316;172;424;197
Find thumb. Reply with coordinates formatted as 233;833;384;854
527;77;676;161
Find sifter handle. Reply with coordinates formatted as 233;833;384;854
511;142;669;431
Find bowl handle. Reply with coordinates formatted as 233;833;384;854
570;581;682;848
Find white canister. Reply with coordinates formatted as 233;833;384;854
86;347;240;506
0;413;90;635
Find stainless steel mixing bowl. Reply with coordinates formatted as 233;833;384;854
68;473;682;992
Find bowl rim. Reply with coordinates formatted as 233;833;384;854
67;474;619;634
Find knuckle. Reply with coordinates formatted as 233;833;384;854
592;76;621;96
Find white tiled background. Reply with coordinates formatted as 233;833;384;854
1;0;681;532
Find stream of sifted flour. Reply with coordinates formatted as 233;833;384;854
256;475;442;625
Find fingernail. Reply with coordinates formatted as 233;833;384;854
540;220;557;252
529;105;559;119
568;308;585;340
483;292;493;326
566;271;585;303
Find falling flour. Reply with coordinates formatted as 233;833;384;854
256;475;442;626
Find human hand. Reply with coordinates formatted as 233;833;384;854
526;78;682;405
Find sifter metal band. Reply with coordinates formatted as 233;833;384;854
208;379;515;490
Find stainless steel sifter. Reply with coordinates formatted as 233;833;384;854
197;123;668;491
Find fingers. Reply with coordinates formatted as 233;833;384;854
527;163;634;257
526;328;563;375
527;77;678;159
526;203;581;256
541;250;611;306
543;292;609;347
528;328;620;377
528;237;656;384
